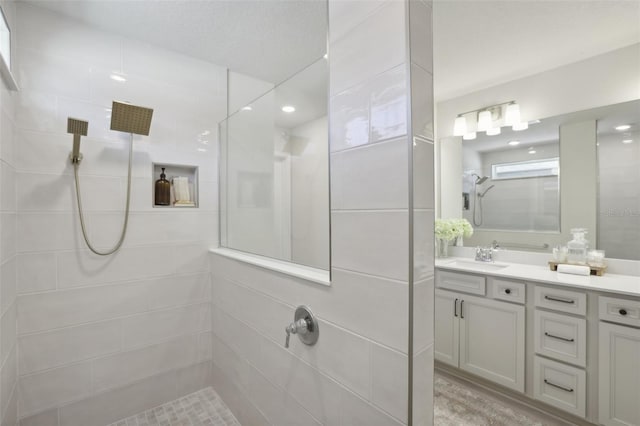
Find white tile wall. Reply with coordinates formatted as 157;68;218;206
210;2;434;425
0;1;18;424
13;3;222;423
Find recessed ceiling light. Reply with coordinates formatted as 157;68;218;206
622;139;633;144
508;140;520;146
615;125;631;131
110;73;126;82
282;105;296;113
241;106;252;111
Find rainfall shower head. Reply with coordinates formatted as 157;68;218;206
473;173;489;184
110;101;154;136
67;117;88;164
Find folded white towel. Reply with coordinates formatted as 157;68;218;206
557;264;590;276
173;177;191;202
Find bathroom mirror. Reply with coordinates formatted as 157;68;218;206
449;99;640;260
219;57;330;270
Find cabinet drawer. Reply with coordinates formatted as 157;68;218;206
534;356;586;418
534;310;587;367
534;286;587;316
436;270;486;296
599;296;640;328
490;278;525;304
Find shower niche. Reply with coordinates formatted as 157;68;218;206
152;163;199;208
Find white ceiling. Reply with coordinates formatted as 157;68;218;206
23;0;640;100
433;0;640;101
23;0;327;85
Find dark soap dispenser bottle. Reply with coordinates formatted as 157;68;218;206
155;167;171;206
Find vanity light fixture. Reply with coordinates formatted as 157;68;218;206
508;140;520;146
504;102;521;126
477;110;493;132
282;105;296;113
622;139;633;144
463;132;477;140
453;115;467;136
453;100;530;138
615;124;631;131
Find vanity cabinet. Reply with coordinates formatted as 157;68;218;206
435;288;525;392
598;297;640;426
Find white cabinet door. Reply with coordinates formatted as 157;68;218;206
459;294;525;392
435;289;459;367
599;322;640;426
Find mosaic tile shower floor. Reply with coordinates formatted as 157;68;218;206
108;387;240;426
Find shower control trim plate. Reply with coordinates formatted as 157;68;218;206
284;305;319;348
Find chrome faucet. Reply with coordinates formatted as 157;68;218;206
475;246;494;262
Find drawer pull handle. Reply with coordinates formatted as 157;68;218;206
544;379;574;393
460;300;464;319
454;299;458;317
544;295;575;304
619;309;628;316
544;332;575;342
505;289;512;295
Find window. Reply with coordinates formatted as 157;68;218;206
492;157;559;180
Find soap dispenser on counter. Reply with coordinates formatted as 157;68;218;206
567;228;589;264
154;167;171;206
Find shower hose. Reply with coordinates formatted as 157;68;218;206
72;133;133;256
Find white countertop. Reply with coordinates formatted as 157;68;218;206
436;257;640;297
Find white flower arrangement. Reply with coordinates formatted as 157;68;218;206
435;218;473;241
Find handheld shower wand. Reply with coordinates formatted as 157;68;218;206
69;101;154;256
67;118;88;164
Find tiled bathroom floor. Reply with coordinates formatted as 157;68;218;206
108;387;240;426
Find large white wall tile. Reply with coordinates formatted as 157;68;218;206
331;210;408;281
19;320;121;375
0;162;15;212
121;303;210;349
92;334;199;392
17;282;148;334
371;344;408;422
331;138;409;210
330;1;406;96
18;362;92;416
0;303;16;365
56;245;177;287
0;347;17;420
16;252;57;294
408;0;433;74
339;387;404;426
0;256;16;315
0;213;16;263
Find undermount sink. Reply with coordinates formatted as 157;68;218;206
442;259;510;271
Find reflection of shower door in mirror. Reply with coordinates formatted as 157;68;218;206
273;153;292;261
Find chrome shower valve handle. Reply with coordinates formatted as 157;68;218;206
284;318;309;348
283;306;319;349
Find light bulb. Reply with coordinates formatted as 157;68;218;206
453;115;467;136
512;121;529;131
477;110;492;132
463;132;477;140
486;127;501;136
504;102;520;126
